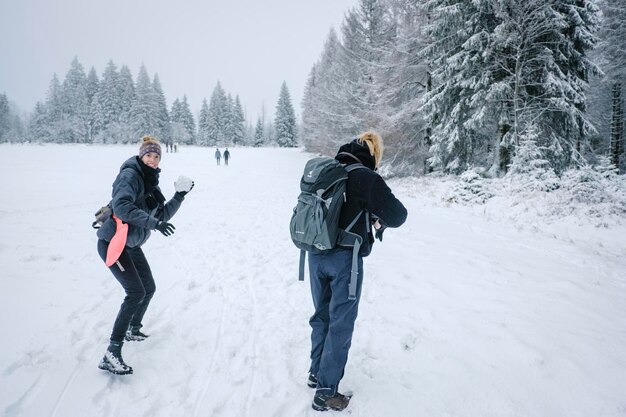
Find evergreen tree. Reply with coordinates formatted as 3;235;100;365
301;29;351;154
170;96;195;145
152;74;171;144
93;60;120;133
206;82;228;145
180;95;196;144
341;0;397;126
301;1;396;156
254;117;265;147
85;67;99;107
117;66;135;123
129;64;158;140
46;74;63;123
197;98;210;146
169;98;184;146
506;125;560;191
245;120;255;146
171;98;182;119
10;113;25;143
421;0;500;173
27;101;50;143
43;74;64;142
223;94;235;144
115;65;135;143
422;0;600;173
231;95;246;146
379;0;431;174
274;81;297;147
547;0;600;169
89;96;105;142
61;57;89;143
597;0;626;172
85;67;99;141
28;101;49;142
0;93;10;142
301;64;320;150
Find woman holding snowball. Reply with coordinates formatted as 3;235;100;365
95;136;194;375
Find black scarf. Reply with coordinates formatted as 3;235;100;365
137;157;165;208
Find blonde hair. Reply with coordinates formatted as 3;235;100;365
356;131;384;168
141;135;160;146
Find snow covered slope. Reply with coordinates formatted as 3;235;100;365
1;145;624;417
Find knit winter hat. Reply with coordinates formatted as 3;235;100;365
139;136;162;159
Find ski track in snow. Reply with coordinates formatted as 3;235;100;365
1;145;625;417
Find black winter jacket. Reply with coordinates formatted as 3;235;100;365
335;141;408;257
97;156;183;248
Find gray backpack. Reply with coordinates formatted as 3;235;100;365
289;156;367;300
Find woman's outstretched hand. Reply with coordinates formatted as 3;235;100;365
174;175;194;196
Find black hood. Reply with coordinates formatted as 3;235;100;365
335;139;376;170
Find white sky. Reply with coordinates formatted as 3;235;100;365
0;0;357;122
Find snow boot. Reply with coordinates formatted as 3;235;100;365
98;341;133;375
307;372;318;388
312;392;351;412
125;325;149;342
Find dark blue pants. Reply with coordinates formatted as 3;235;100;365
308;249;363;395
97;240;156;342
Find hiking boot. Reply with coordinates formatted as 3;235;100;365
98;341;133;375
312;392;351;412
125;325;149;342
307;372;318;388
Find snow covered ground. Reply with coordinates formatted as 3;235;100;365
0;144;625;417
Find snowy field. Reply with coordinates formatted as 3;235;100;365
0;144;625;417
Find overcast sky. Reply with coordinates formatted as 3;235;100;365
0;0;357;122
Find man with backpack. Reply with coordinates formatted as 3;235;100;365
292;132;407;411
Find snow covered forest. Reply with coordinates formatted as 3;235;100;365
1;0;626;179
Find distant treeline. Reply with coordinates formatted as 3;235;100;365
0;61;297;148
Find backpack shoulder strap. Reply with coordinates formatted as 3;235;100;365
337;152;363;165
348;235;362;300
345;163;366;173
337;229;363;300
298;250;306;281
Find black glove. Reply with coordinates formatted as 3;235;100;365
375;225;387;242
155;221;175;237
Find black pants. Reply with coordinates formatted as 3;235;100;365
97;239;156;342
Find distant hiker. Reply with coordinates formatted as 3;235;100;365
215;148;221;165
223;148;230;166
96;136;194;375
304;132;407;411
